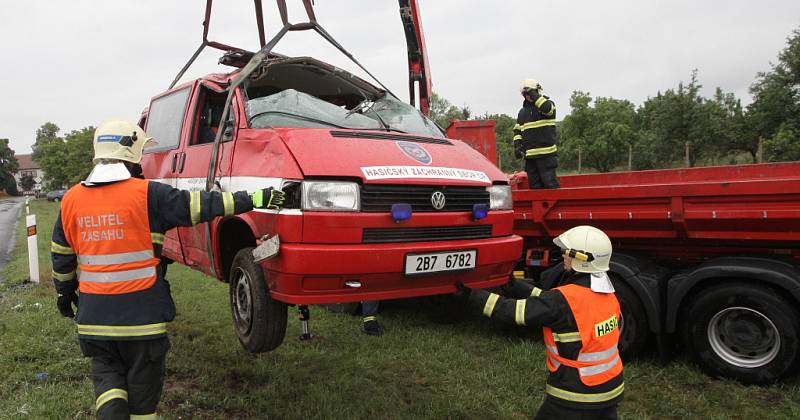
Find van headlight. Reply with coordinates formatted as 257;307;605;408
487;185;512;210
302;181;360;211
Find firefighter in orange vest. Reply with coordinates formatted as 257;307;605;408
51;119;285;420
458;225;623;419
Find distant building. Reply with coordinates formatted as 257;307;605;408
14;154;44;195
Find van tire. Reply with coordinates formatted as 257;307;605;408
612;277;649;359
682;283;800;384
229;247;287;353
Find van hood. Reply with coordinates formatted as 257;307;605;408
276;128;507;185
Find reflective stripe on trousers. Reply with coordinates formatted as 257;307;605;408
96;388;128;411
546;382;624;403
78;323;168;338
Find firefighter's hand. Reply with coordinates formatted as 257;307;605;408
453;281;472;301
57;292;78;318
250;187;286;210
513;139;524;159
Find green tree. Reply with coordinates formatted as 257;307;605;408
0;139;19;195
37;127;95;189
749;27;800;161
63;127;96;185
429;92;465;128
19;173;35;192
37;138;69;190
32;122;61;162
635;70;739;168
708;88;749;163
558;92;636;172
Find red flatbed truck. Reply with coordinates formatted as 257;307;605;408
510;162;800;384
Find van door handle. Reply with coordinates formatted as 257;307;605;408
171;154;178;172
178;152;186;173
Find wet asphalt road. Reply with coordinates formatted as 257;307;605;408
0;197;26;283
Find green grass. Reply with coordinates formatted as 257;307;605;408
1;201;799;419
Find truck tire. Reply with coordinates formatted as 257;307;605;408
229;247;287;353
612;278;649;359
682;283;800;384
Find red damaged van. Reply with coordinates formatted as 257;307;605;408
139;1;521;352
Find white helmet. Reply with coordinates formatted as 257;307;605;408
554;225;612;273
520;78;543;94
92;118;155;164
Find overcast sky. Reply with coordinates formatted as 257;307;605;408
1;0;798;155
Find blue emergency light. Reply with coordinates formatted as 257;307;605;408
391;203;413;223
472;203;489;221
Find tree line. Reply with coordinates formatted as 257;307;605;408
30;122;95;191
433;26;800;175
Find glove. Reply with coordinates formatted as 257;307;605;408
513;139;524;159
57;292;78;318
453;281;472;301
250;187;286;210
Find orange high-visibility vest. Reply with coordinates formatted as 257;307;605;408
61;178;159;295
542;283;623;387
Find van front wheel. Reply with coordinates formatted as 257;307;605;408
229;247;287;353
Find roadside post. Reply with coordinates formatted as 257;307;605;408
26;202;39;283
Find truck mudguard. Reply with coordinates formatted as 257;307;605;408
665;256;800;333
608;253;667;334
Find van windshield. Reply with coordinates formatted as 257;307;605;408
248;89;444;138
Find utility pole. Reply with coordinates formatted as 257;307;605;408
757;136;764;163
685;141;690;167
628;144;633;171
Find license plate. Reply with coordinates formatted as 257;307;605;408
404;250;477;275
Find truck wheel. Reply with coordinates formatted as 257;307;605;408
612;278;649;359
229;247;287;353
683;283;800;384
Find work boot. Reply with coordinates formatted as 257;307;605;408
362;316;383;336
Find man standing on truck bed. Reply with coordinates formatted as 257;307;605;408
513;79;560;189
458;225;623;419
50;119;285;420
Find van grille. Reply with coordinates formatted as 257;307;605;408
362;225;492;243
361;184;490;212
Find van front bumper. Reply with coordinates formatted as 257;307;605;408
262;235;522;304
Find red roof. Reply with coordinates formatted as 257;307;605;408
15;154;39;170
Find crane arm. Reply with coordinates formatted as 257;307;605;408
398;0;432;116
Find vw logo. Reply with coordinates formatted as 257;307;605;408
431;191;446;210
